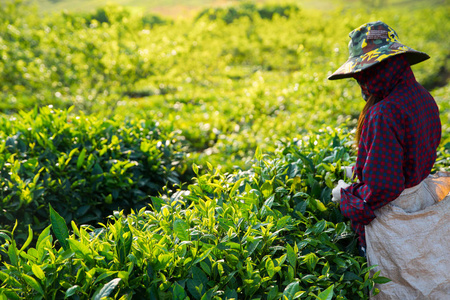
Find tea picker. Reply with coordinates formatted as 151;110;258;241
328;21;450;298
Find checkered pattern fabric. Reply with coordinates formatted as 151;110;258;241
340;55;442;246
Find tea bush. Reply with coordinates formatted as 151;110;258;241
0;130;390;299
0;106;188;243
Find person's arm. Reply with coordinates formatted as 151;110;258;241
340;104;405;225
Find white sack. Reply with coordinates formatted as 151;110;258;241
366;172;450;300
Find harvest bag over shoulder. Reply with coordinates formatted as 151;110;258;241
366;172;450;299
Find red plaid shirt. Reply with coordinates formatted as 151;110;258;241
340;55;442;246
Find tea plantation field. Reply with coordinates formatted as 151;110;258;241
0;0;449;299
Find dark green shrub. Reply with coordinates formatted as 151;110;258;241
256;3;301;20
0;106;188;242
195;2;301;24
195;5;254;24
82;5;131;25
141;14;172;28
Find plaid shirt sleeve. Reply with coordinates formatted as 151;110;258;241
340;102;405;244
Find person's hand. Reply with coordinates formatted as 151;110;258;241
331;180;351;202
342;166;354;180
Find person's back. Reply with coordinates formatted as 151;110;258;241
353;54;441;193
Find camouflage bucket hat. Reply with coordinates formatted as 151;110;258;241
328;21;430;80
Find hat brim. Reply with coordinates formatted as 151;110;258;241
328;46;430;80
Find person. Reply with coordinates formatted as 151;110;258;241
328;21;450;298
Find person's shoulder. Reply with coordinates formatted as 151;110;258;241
364;99;405;130
367;98;402;119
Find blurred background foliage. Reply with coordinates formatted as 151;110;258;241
31;0;449;18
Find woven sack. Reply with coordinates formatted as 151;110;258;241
366;172;450;299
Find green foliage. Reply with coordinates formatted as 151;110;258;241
81;4;172;28
0;2;156;113
0;106;187;243
0;132;389;299
0;0;448;298
141;14;172;28
82;5;131;24
195;2;301;24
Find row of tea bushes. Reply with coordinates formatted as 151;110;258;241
0;129;390;299
0;106;188;243
0;1;158;113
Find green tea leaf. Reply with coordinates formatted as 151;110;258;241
322;262;330;276
315;199;327;212
77;148;86;169
296;152;315;173
312;220;326;234
23;274;44;295
173;219;190;242
255;146;263;161
267;286;279;300
151;197;165;211
304;253;319;272
276;216;290;229
200;288;214;300
192;163;199;175
94;271;118;285
11;220;18;236
187;267;207;298
60;249;75;260
317;285;334;300
93;278;121;300
373;276;392;284
0;271;8;282
260;194;275;216
49;204;69;250
67;239;90;258
105;194;113;204
246;239;261;257
193;247;213;265
7;242;18;267
173;282;187;300
343;271;362;281
283;281;300;300
265;257;275;278
261;181;273;198
19;225;33;253
230;178;245;197
71;221;80;237
286;244;297;268
65;285;80;298
31;265;45;281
